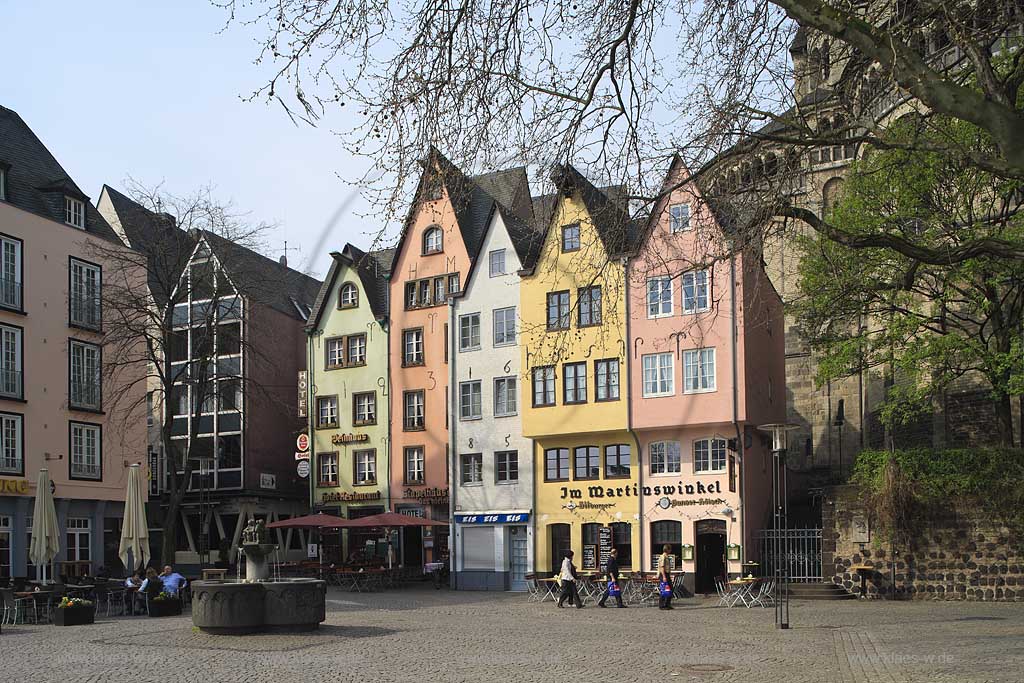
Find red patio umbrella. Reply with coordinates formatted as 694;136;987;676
267;512;352;528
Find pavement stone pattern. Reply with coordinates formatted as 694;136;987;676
4;587;1024;682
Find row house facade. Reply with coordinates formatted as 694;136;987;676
306;244;393;563
0;105;147;580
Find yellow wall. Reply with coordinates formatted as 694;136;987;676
521;190;640;576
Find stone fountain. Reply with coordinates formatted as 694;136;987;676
191;519;326;635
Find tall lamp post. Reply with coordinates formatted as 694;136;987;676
758;423;798;630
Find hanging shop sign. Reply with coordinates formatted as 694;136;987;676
296;433;310;452
0;478;30;495
297;370;308;418
321;490;382;503
454;513;530;525
296;460;311;478
331;433;370;445
402;487;449;505
295;452;310;461
559;480;724;502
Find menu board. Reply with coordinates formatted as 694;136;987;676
598;527;613;571
582;545;597;570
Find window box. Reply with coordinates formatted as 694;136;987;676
148;596;182;617
54;603;95;626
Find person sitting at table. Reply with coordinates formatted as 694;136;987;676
139;567;163;596
125;571;142;588
557;550;583;609
159;565;187;596
597;548;626;608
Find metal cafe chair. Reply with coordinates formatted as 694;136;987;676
524;574;542;602
715;578;732;607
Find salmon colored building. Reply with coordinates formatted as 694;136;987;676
389;149;532;566
627;156;784;593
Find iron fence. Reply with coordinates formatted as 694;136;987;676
757;528;822;583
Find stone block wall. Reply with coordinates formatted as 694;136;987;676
823;485;1024;601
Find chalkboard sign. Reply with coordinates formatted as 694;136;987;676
598;527;613;570
582;545;597;570
652;553;677;571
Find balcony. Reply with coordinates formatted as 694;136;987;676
0;278;22;310
70;460;101;480
0;368;22;399
70;381;102;411
70;296;101;330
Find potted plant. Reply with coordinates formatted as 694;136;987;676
148;591;183;617
53;597;96;626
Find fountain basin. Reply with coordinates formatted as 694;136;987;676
191;579;326;635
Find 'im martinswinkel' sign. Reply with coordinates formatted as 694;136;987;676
559;480;724;501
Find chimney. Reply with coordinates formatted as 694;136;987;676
279;255;288;268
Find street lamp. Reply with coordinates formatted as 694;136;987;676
758;423;798;630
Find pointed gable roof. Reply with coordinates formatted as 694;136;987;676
0;105;120;242
541;163;638;258
307;244;394;330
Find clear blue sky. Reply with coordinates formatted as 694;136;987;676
2;1;378;279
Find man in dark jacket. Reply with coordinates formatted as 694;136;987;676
598;548;626;608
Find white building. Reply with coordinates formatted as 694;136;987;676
449;203;541;590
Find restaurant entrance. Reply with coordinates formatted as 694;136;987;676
549;523;570;574
694;519;726;593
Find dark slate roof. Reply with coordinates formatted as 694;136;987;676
502;206;545;271
550;163;637;256
200;231;323;322
0;105;120;242
307;245;394;330
100;185;196;308
473;166;534;222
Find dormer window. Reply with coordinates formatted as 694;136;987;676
65;196;84;229
423;226;443;255
669;203;691;233
338;282;359;309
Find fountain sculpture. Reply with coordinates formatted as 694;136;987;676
191;519;326;635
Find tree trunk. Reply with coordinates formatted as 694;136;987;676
994;391;1015;447
160;491;184;567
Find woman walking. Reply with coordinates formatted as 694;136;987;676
557;550;583;609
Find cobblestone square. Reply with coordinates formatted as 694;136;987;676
5;588;1024;683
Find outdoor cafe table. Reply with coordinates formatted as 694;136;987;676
537;577;561;602
726;578;760;607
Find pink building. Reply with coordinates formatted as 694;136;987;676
0;105;147;580
627;156;784;593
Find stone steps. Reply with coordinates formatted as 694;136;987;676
785;582;858;600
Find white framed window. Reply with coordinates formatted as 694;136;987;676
642;352;674;397
70;422;101;480
318;452;338;486
346;334;366;365
694;437;728;473
669;203;691;233
65;517;91;562
683;348;716;393
403;328;424;365
0;235;22;310
488;249;506;277
495;450;518;483
561;223;580;251
0;413;23;474
70;258;101;328
404;390;425;430
494;376;517;416
493;307;516;346
532;366;556;406
595;359;620;401
459;313;481;351
326;338;345;367
681;270;710;314
578;286;601;327
354;449;376;485
70;339;101;409
316;396;338;428
0;324;22;399
461;453;483;484
423;226;444;254
650;441;681;474
459;380;482;420
404;447;425;484
64;196;85;229
647;277;673;318
353;392;376;425
338;282;358;308
546;291;570;330
563;361;587;404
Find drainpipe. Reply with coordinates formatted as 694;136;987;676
730;254;746;574
307;330;318;512
622;256;644;574
447;295;458;589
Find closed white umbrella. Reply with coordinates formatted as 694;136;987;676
118;464;150;572
29;469;60;583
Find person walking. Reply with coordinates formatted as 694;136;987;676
658;544;674;610
557;550;583;609
598;547;626;608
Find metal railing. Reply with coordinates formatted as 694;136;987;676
0;278;22;310
0;368;22;397
0;455;22;473
70;296;102;329
70;461;101;479
70;381;102;410
757;528;823;583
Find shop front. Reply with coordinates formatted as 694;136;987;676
452;512;532;591
393;487;450;568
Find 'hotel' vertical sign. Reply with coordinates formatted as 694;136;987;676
297;370;308;418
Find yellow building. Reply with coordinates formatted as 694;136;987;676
521;165;641;577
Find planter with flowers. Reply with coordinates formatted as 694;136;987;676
148;591;182;617
54;597;95;626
